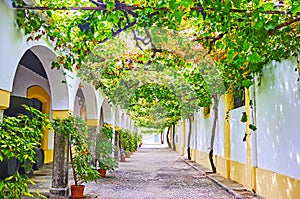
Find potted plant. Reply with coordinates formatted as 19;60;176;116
97;155;118;177
96;123;118;177
119;129;139;158
51;115;98;198
138;134;143;147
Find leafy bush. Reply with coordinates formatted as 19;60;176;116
119;129;138;153
0;105;50;199
96;124;118;172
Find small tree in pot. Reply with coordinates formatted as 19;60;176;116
96;123;118;177
51;115;98;198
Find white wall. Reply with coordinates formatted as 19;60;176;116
215;96;225;157
255;58;300;180
230;106;247;163
192;96;225;157
175;120;182;153
12;65;50;97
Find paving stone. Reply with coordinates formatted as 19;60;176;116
25;145;264;199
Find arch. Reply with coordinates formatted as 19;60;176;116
101;98;113;124
80;82;101;120
29;46;70;111
2;44;71;111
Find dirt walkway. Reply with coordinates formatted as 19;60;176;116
83;145;234;199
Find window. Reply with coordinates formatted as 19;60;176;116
203;106;210;118
233;87;245;109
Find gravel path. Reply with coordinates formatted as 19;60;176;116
83;145;234;199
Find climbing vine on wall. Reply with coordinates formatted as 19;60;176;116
12;0;300;130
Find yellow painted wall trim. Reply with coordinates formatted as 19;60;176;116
191;149;211;170
203;106;211;119
44;149;54;163
27;86;50;155
252;166;257;192
86;119;100;126
297;59;300;75
256;167;300;199
182;119;186;156
245;88;253;190
52;110;72;119
181;146;185;156
0;89;10;110
215;156;230;178
224;92;233;179
230;160;247;187
175;143;180;153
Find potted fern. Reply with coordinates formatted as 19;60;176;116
51;115;98;198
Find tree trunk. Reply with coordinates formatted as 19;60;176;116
166;126;171;148
187;116;192;160
209;94;219;173
160;131;164;144
172;124;176;151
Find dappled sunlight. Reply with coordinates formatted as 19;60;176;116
253;59;300;198
256;168;300;199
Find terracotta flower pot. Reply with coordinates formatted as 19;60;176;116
70;185;85;198
120;156;126;162
98;169;107;177
125;153;130;158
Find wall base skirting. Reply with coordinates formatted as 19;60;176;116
49;187;69;198
256;168;300;199
44;149;54;163
177;148;300;199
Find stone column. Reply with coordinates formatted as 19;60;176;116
114;129;119;159
87;119;100;162
49;110;72;199
114;126;120;159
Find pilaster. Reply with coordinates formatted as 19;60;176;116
0;89;10;110
87;119;100;161
224;92;233;179
245;88;255;191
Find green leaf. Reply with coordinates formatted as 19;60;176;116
263;2;274;11
169;0;176;10
47;11;52;17
174;10;184;22
248;52;260;63
106;1;115;11
242;41;250;51
242;79;253;88
227;49;236;60
181;0;192;8
0;182;4;191
241;112;247;123
254;20;264;30
249;124;257;131
242;133;247;142
291;5;300;14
